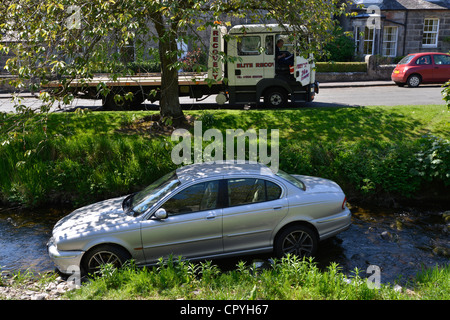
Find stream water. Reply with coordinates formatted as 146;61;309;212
0;205;448;285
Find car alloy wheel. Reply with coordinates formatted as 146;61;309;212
275;225;318;258
82;245;130;275
407;75;421;88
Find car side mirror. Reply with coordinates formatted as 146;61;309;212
154;208;168;220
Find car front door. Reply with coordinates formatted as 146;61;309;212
414;55;434;82
140;180;223;263
432;54;450;82
222;177;289;253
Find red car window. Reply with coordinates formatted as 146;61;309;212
433;55;450;65
416;55;432;65
398;55;415;65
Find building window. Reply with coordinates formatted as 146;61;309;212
382;26;398;57
422;18;439;47
363;26;375;55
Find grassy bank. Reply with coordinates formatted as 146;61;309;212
0;105;449;208
1;255;448;300
64;255;449;300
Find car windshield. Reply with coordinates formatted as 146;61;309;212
275;169;306;190
398;55;415;65
128;171;180;216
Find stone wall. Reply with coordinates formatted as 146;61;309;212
316;55;396;82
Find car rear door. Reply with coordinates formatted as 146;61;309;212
140;180;223;262
222;177;288;253
432;54;450;82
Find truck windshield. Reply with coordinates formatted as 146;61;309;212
276;34;295;54
129;171;180;216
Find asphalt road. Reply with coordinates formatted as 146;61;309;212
0;83;446;113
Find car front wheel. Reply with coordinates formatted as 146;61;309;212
81;245;131;276
274;225;318;258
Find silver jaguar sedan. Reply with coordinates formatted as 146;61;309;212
48;162;351;275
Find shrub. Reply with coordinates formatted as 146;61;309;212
315;62;367;73
126;60;161;74
320;27;356;62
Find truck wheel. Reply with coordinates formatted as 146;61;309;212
102;93;145;110
264;88;288;108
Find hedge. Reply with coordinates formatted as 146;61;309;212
315;62;367;73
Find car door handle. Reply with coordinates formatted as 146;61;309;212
206;214;216;220
273;206;283;210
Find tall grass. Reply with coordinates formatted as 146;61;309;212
65;255;449;300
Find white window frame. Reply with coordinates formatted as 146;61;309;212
363;26;375;55
354;26;361;53
382;26;398;57
422;18;439;48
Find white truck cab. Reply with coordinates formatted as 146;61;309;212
209;24;318;107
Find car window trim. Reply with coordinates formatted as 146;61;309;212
415;55;432;65
143;175;286;219
146;177;224;219
224;176;284;208
433;54;450;65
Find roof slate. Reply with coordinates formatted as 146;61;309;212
354;0;450;10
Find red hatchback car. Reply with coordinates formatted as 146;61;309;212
391;52;450;87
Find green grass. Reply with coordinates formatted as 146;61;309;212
1;255;447;300
64;255;449;300
0;105;449;208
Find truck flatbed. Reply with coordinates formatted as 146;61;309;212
45;73;222;88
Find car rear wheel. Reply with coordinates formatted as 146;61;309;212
407;74;421;88
82;245;131;276
274;225;318;258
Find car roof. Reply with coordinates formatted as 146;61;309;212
175;161;275;184
408;52;449;56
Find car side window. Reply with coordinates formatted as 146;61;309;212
266;180;282;201
227;178;282;207
434;55;450;65
416;55;431;65
162;181;219;215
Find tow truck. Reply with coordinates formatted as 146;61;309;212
45;24;319;109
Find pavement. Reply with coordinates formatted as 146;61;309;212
319;80;396;88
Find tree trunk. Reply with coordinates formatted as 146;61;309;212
152;12;187;127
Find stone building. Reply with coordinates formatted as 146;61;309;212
350;0;450;58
